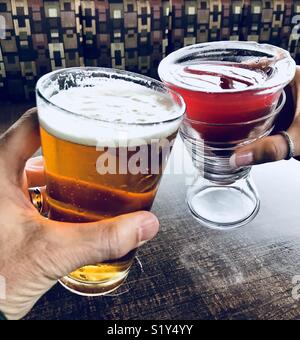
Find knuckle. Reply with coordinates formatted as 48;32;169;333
24;107;38;117
264;140;281;162
103;224;123;260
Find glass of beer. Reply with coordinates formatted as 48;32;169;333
36;68;185;296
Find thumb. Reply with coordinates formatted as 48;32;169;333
44;211;159;278
230;115;300;167
229;134;290;168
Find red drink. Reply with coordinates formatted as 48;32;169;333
166;61;281;143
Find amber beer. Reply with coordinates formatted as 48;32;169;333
40;127;176;292
36;68;185;296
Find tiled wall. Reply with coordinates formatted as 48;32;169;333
170;1;295;49
0;0;83;98
0;0;299;100
80;0;170;78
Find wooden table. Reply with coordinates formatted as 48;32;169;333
24;139;300;320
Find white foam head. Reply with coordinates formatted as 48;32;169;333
37;76;184;147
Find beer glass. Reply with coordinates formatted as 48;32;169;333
36;68;185;296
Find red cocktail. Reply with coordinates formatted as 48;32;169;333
168;62;282;143
159;42;296;230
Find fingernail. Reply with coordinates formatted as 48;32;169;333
230;152;254;169
139;214;159;245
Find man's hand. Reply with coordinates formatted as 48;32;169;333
230;66;300;168
0;109;159;320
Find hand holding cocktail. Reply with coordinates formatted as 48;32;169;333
159;41;296;230
231;66;300;167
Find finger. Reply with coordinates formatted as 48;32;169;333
26;156;46;187
229;118;300;168
229;134;290;168
44;211;159;276
0;108;40;182
230;66;300;168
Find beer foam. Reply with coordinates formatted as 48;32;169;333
38;79;184;147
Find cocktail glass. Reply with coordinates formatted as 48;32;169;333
159;41;296;230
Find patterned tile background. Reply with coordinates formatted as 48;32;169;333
0;0;299;100
170;0;299;51
0;0;83;99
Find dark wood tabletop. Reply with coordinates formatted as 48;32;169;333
22;139;300;320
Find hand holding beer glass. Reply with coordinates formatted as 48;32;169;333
36;68;185;296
